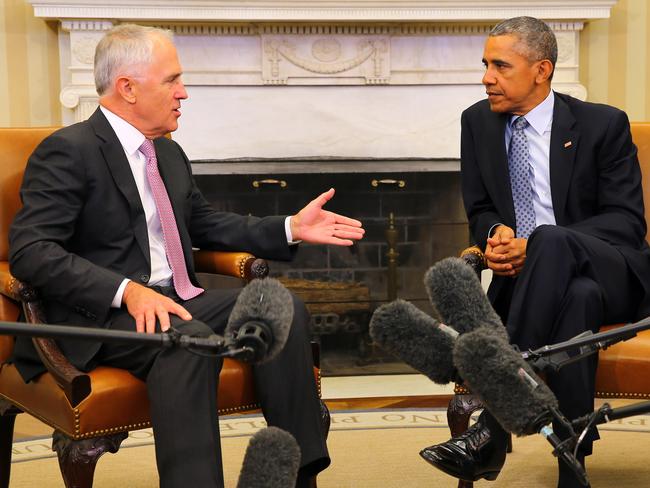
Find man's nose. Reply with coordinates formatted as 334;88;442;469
177;82;189;100
482;70;495;86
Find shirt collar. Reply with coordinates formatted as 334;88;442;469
510;90;554;136
99;105;147;157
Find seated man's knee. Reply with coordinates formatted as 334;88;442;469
527;225;574;259
566;276;603;311
290;292;312;338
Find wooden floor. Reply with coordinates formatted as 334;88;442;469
325;394;452;411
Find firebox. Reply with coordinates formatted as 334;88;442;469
194;166;469;375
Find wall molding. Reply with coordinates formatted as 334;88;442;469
30;1;617;22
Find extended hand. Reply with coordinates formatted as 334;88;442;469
122;281;192;333
290;188;365;245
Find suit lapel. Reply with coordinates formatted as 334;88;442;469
88;109;151;267
549;93;579;225
484;113;515;225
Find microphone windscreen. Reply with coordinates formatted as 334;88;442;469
226;278;293;363
453;326;558;436
424;257;506;338
236;427;301;488
369;299;459;384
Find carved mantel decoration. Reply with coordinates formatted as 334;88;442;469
30;0;618;165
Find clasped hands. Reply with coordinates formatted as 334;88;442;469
124;188;365;333
484;224;527;277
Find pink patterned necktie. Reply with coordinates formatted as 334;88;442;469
140;139;203;300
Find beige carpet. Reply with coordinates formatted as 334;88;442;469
9;408;650;487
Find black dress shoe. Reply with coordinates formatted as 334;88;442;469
420;413;507;482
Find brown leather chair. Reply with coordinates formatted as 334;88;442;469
448;122;650;488
0;127;325;488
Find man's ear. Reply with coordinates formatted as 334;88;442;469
115;76;137;104
535;60;554;84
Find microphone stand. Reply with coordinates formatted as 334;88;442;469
521;315;650;373
0;320;256;360
533;408;590;487
518;316;650;464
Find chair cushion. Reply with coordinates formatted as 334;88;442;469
0;359;320;439
595;325;650;399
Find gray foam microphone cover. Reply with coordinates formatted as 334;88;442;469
424;257;507;339
236;426;301;488
454;326;559;436
369;299;459;384
226;278;293;363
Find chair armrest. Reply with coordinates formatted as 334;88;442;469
0;263;90;407
460;245;487;276
193;250;269;282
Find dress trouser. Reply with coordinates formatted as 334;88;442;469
489;225;640;457
94;286;330;488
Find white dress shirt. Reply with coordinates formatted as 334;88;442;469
100;106;295;308
505;90;556;228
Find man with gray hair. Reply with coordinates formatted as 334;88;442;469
420;16;650;488
9;24;366;487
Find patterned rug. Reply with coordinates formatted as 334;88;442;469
10;407;650;487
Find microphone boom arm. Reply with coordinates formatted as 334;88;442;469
521;316;650;372
0;319;243;357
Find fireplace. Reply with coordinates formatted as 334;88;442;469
194;168;468;373
29;0;618;373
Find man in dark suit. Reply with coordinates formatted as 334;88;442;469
9;24;364;488
420;16;650;488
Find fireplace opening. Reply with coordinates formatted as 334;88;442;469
195;167;469;375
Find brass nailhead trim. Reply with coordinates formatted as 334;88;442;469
218;402;261;415
595;391;650;399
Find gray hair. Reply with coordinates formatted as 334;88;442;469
490;16;557;78
94;24;173;96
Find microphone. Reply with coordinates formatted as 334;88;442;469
424;257;507;339
369;299;460;384
454;326;588;486
225;278;294;363
236;426;301;488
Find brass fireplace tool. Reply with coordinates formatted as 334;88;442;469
371;179;406;301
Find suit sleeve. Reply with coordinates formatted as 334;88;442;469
171;142;296;261
9;134;125;318
460;109;504;251
567;110;647;248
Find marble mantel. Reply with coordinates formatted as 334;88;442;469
30;0;617;165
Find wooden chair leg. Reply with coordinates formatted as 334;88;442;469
447;393;483;488
0;403;20;488
447;393;482;438
52;430;128;488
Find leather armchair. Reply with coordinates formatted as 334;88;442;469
0;127;326;488
448;122;650;488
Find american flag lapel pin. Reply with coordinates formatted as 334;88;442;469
564;141;572;148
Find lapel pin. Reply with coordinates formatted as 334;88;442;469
564;141;572;148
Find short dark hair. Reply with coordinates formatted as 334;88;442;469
490;16;557;78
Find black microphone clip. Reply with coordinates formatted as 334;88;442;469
227;321;272;363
